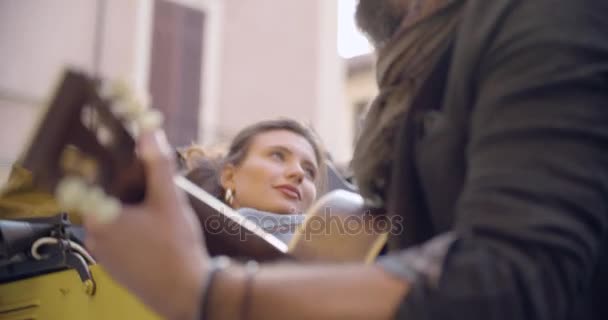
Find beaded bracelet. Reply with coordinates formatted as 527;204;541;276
240;260;260;320
200;256;231;320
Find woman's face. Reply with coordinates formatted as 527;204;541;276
221;130;319;214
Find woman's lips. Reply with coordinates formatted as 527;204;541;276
275;186;300;200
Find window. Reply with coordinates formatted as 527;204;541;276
149;0;205;146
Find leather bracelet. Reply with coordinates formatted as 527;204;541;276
240;260;260;320
200;256;231;320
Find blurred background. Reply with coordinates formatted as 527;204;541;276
0;0;378;182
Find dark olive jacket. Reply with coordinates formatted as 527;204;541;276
377;0;608;319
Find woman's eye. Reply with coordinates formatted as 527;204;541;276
270;151;285;161
304;167;316;179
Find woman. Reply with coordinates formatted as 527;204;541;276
179;119;326;242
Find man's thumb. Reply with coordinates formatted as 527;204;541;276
138;130;177;204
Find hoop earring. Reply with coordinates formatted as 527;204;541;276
224;188;234;206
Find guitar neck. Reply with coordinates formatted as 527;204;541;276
174;176;288;261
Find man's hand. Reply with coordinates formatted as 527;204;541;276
84;130;208;320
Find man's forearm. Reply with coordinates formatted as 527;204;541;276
207;263;409;320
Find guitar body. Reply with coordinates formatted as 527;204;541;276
289;190;388;263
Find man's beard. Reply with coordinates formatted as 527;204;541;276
355;0;408;48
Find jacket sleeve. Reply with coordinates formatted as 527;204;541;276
378;1;608;319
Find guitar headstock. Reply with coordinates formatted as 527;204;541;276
20;69;160;221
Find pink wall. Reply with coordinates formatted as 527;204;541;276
0;0;350;182
0;0;142;181
216;0;321;138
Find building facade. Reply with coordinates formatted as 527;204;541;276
0;0;370;182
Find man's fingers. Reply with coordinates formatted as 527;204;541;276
83;210;106;236
83;205;139;256
83;204;134;238
137;130;179;208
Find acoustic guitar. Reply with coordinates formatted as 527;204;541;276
18;69;389;264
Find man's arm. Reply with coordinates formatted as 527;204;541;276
208;264;408;320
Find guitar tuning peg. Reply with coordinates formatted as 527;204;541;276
94;196;121;224
136;109;164;132
69;183;123;223
79;185;122;224
109;87;153;125
81;186;106;212
133;89;151;110
55;176;88;211
55;176;122;224
110;79;132;100
127;97;149;118
98;79;130;101
111;96;145;120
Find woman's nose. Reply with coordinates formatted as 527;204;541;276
285;162;305;183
